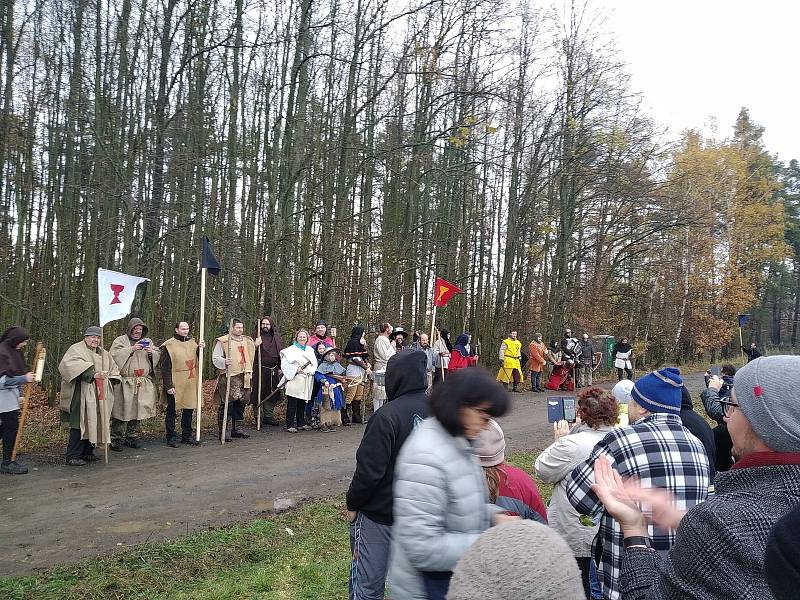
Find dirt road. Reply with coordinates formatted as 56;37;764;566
1;373;706;576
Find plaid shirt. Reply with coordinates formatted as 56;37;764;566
566;413;710;600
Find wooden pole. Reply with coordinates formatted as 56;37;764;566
739;327;746;366
100;327;109;465
220;318;234;444
196;268;207;442
256;318;262;431
11;343;44;461
430;305;437;345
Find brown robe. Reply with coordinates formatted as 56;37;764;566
110;333;160;421
59;341;121;445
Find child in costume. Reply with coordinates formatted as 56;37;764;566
314;346;346;431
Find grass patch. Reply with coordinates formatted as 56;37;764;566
0;451;557;598
0;500;351;600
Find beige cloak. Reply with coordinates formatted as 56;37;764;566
110;333;160;421
59;341;121;445
161;337;199;411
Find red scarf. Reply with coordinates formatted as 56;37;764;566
731;450;800;470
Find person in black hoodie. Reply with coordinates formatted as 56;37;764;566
680;385;716;479
346;349;429;600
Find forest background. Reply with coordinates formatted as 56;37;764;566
1;0;799;401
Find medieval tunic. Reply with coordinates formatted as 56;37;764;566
213;335;256;423
110;324;160;422
59;342;121;445
497;337;524;384
372;335;395;409
160;336;199;410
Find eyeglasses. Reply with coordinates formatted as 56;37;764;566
719;400;739;417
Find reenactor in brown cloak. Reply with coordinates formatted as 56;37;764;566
109;317;160;451
59;325;121;466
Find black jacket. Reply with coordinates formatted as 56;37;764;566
742;346;762;362
680;386;716;479
346;349;429;524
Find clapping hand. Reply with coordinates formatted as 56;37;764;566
590;456;647;536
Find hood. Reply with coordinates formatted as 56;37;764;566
385;350;428;401
127;317;148;338
349;325;365;340
0;326;30;377
454;333;470;347
680;385;693;409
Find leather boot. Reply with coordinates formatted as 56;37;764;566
231;420;250;438
341;407;351;426
352;400;363;424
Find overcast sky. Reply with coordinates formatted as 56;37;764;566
598;0;799;162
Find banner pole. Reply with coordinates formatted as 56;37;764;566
101;326;109;465
196;268;207;442
257;318;262;431
739;326;746;366
430;305;437;345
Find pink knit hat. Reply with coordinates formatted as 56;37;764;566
474;419;505;467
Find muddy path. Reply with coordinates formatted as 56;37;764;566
1;372;706;576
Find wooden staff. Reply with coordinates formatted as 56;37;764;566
220;318;234;444
256;318;262;431
11;343;45;461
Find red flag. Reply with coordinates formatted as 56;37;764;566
433;277;462;307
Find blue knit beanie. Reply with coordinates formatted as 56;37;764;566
630;368;683;414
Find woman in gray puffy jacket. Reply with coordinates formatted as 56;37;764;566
388;367;512;599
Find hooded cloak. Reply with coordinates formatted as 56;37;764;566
0;326;29;377
109;317;160;421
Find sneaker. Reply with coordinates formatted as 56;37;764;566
1;460;28;475
231;429;250;439
181;438;201;446
300;425;311;431
83;453;100;462
110;442;124;452
124;439;142;449
67;458;87;466
286;427;298;433
167;439;179;448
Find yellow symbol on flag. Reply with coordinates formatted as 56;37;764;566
436;285;449;303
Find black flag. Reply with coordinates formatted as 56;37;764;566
201;236;221;276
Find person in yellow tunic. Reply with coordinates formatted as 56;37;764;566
159;321;205;447
59;325;121;466
109;317;160;451
212;319;256;441
496;330;524;393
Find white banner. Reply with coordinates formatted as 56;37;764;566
97;268;150;327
